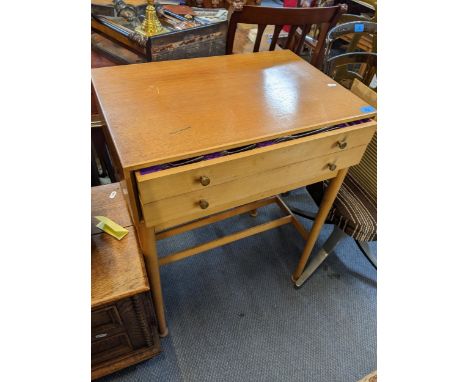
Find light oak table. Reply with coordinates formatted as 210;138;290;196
92;50;377;336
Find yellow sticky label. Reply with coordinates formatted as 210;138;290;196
95;216;129;240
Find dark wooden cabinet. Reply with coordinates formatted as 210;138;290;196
92;184;161;380
91;293;160;378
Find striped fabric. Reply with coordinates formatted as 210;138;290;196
348;133;377;201
327;173;377;242
306;110;377;242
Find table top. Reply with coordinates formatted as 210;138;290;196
91;183;133;235
92;226;149;308
91;50;376;170
92;183;148;307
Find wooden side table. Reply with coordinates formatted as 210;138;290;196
92;50;377;337
91;183;161;380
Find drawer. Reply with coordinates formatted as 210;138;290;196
91;333;133;366
92;305;124;341
142;144;371;230
91;295;161;379
136;121;376;205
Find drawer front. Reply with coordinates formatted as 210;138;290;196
136;122;376;205
92;305;124;340
91;295;161;378
142;144;370;230
91;333;133;366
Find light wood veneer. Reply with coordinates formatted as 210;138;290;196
91;50;377;337
91;50;376;170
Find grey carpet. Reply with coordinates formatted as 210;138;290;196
99;188;376;382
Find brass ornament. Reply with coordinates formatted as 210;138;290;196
135;0;167;37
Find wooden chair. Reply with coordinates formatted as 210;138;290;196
323;21;377;88
324;19;377;54
340;0;376;23
336;1;376;61
291;79;377;288
326;51;376;88
226;4;347;68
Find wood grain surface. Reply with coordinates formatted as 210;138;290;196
91;50;376;170
91;183;133;235
92;183;149;308
92;226;149;308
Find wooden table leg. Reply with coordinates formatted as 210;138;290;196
137;222;169;337
292;168;348;282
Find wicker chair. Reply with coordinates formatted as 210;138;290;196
292;79;377;288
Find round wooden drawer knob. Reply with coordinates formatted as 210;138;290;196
199;199;209;209
328;163;337;171
200;176;211;186
337;140;347;149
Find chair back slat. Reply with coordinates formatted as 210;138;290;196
253;24;267;52
340;0;376;23
327;52;376;87
328;20;377;55
326;21;377;44
294;24;311;55
269;24;283;51
285;25;299;50
229;5;344;26
226;5;347;68
311;22;331;66
327;51;377;67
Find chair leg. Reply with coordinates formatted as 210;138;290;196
355;240;377;269
295;225;347;288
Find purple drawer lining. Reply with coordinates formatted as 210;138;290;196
139;119;372;176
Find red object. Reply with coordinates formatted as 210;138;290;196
163;5;195;16
283;0;296;31
282;0;318;32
